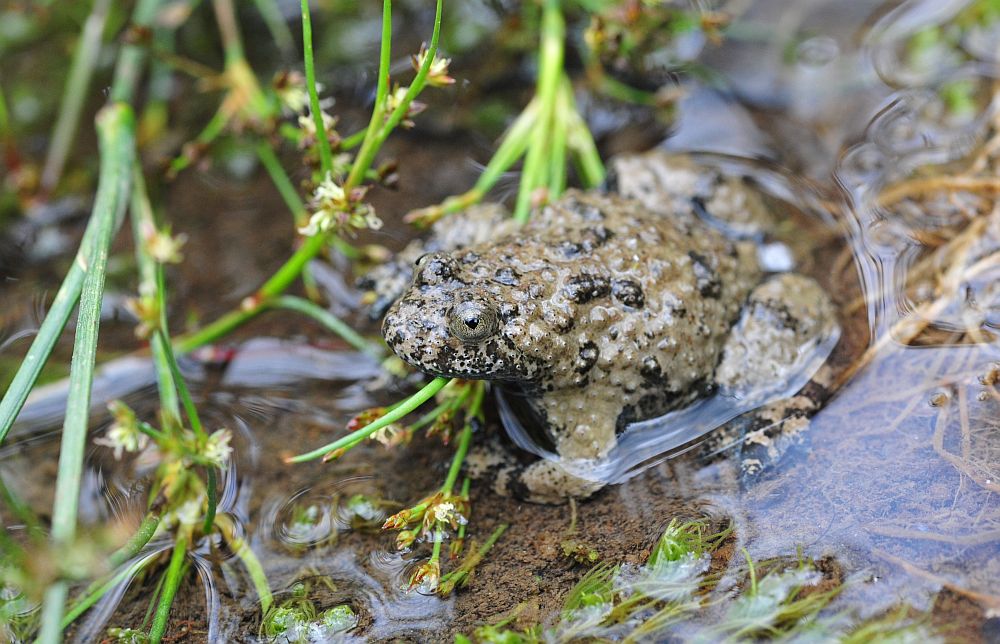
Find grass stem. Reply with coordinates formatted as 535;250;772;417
287;377;449;463
301;0;334;176
35;103;136;644
148;536;188;644
269;295;385;359
441;384;484;495
256;141;307;225
40;0;112;192
130;168;181;420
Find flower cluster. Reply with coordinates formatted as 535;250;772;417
144;225;187;264
411;44;454;88
298;173;382;237
94;401;148;459
383;490;469;553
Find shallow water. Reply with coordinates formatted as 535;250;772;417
1;0;999;640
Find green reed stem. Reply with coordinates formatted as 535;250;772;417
148;536;188;644
457;477;470;523
269;295;384;359
340;128;367;150
564;78;605;188
548;83;569;196
112;513;162;568
344;0;394;192
62;513;161;627
157;328;205;439
40;0;112;192
252;0;295;56
0;0;161;448
172;0;443;354
406;99;536;225
441;384;484;495
365;0;446;172
256;140;307;225
217;514;273;612
130;168;181;420
62;552;158;628
203;467;218;535
301;0;334;176
35;102;137;644
514;0;564;224
173;307;259;355
288;377;450;463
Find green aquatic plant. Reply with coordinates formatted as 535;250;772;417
260;581;357;643
406;0;605;227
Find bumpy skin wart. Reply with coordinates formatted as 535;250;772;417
383;190;762;500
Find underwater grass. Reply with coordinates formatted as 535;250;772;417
461;517;939;644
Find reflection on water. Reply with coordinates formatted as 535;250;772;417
1;0;999;639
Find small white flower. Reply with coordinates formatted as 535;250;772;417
385;86;409;114
358;203;383;231
146;227;187;264
94;402;147;459
203;429;233;467
313;173;346;203
412;47;454;87
297;110;337;138
432;502;455;523
370;424;400;445
173;498;203;527
298;208;335;237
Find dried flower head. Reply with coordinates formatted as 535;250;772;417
124;287;160;340
384;86;427;129
145;226;187;264
274;70;309;114
408;559;441;592
411;44;455;88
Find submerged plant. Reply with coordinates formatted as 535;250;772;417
460;519;941;643
260;581;357;643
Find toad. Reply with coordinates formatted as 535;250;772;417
379;152;837;503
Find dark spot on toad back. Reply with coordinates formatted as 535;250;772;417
498;302;520;323
688;251;722;298
416;253;459;286
563;274;611;303
586;226;613;244
559;241;583;257
575;341;599;374
640;355;666;386
493;267;520;286
612;279;644;309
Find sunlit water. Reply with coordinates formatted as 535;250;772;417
1;0;999;640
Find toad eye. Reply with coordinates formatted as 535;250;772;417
448;300;499;344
